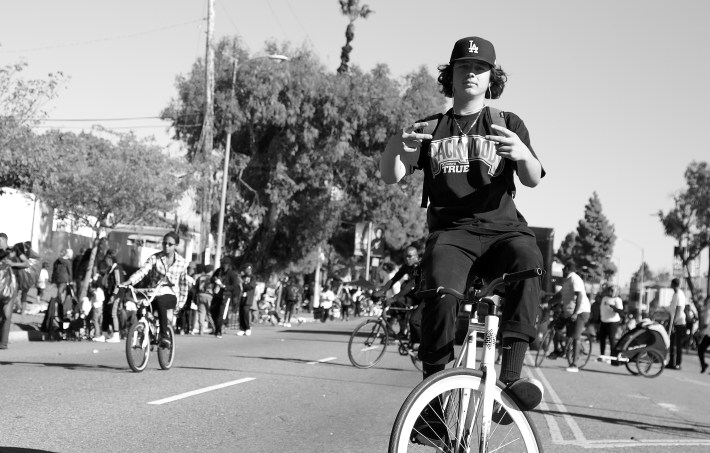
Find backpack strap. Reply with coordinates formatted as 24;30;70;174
485;106;506;130
419;113;444;208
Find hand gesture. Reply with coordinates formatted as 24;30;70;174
401;122;433;153
485;124;533;162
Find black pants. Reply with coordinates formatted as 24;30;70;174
698;334;710;369
238;296;251;331
153;294;177;341
212;295;230;336
419;230;542;367
598;321;620;356
669;325;686;367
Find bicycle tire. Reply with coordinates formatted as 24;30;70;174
157;324;175;370
348;319;388;368
636;349;664;378
126;321;150;372
389;368;543;453
535;331;553;367
625;360;640;376
565;334;592;369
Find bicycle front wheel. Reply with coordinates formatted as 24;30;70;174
157;324;175;370
566;334;592;369
348;319;388;368
535;331;553;367
389;369;543;453
126;321;150;373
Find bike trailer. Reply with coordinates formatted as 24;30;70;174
611;319;669;363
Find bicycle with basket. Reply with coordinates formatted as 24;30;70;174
122;285;176;372
389;267;545;453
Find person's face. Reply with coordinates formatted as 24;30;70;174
244;266;252;275
162;237;177;253
0;237;7;249
405;249;418;264
452;60;491;99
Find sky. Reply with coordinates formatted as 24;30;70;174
2;0;709;289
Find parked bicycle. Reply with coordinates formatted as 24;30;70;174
389;268;545;453
348;300;422;371
535;310;592;369
123;286;175;373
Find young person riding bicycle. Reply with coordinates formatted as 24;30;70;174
380;36;545;411
122;232;189;348
375;245;423;345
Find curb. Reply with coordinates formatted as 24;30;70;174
9;330;51;343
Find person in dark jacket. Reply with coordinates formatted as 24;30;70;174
210;257;241;338
52;248;75;317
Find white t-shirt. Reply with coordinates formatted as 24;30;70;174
669;289;686;326
37;268;49;289
561;272;591;315
320;290;336;309
600;296;623;323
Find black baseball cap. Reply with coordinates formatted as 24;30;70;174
449;36;496;67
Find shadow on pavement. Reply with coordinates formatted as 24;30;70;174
225;353;416;373
0;361;126;372
541;408;710;438
0;447;58;453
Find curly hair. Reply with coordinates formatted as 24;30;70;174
437;64;508;99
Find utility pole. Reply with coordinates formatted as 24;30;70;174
214;42;238;267
200;0;215;264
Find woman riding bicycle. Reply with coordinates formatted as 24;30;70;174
380;36;545;415
122;232;188;347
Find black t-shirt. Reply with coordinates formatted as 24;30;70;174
417;108;544;234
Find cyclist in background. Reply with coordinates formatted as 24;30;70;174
380;36;545;411
376;246;422;343
123;232;188;347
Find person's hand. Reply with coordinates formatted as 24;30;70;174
485;124;533;163
401;122;433;153
570;313;578;322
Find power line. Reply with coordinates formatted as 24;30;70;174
0;19;205;54
39;116;168;122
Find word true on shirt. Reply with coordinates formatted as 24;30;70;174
429;135;503;177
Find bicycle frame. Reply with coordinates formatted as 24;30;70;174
127;287;159;348
417;267;543;451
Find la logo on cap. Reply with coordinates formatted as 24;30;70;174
468;40;479;54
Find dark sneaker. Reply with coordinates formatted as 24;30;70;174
506;377;544;411
159;337;171;348
411;405;449;449
547;352;558;360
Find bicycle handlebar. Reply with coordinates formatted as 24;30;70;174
415;267;544;301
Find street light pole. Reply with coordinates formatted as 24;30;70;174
213;53;289;266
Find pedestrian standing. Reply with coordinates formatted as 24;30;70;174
0;233;30;349
211;257;241;339
697;296;710;374
598;285;624;355
560;261;591;372
52;248;74;317
36;262;50;304
282;276;301;328
667;278;687;370
238;263;256;336
194;264;214;335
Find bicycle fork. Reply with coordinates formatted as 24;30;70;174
455;309;499;452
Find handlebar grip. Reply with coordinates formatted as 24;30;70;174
502;268;544;284
416;286;465;300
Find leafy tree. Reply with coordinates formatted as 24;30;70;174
337;0;373;74
658;160;710;308
36;129;190;232
162;40;442;275
556;231;577;264
0;61;65;190
574;192;616;282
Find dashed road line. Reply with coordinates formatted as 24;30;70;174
147;378;256;405
307;356;337;365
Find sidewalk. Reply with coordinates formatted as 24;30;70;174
8;308;50;343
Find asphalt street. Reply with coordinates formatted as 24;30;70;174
1;316;709;452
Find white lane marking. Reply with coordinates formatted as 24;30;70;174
526;357;710;448
306;356;337;365
525;356;586;443
657;402;679;412
147;378;256;405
